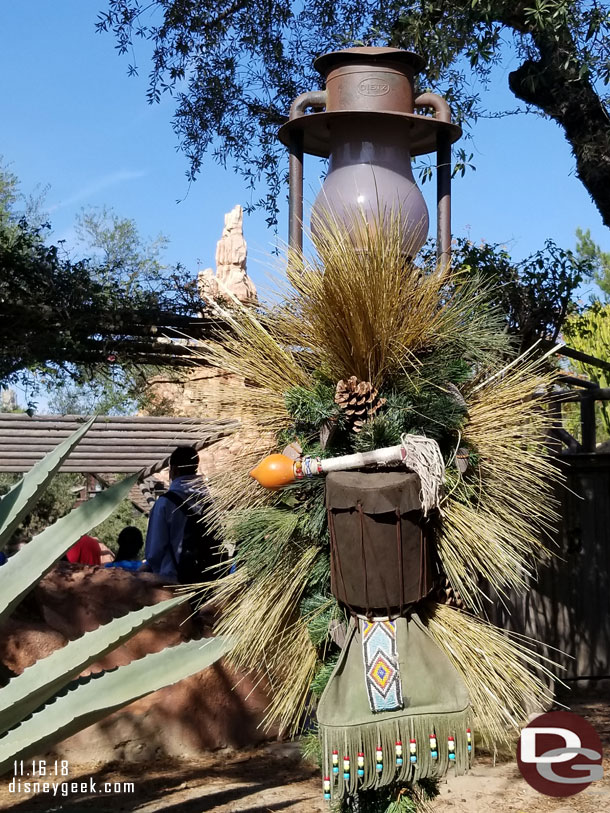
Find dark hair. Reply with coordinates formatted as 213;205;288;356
169;445;199;477
116;526;144;561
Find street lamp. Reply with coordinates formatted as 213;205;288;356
278;47;461;262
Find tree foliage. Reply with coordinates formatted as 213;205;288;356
90;495;148;555
0;464;150;558
0;466;148;557
576;226;610;298
563;301;610;436
0;473;81;548
446;237;594;352
97;0;610;225
0;166;205;391
45;366;162;416
391;1;610;226
75;206;171;296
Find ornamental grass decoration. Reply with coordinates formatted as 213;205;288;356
186;213;563;812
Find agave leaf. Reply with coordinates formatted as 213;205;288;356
0;595;189;737
0;418;94;549
0;636;232;774
0;472;139;623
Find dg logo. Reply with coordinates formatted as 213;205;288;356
517;711;604;797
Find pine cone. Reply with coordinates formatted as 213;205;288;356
335;376;386;433
437;577;465;609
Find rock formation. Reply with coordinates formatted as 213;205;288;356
145;205;259;473
0;563;272;762
198;205;257;305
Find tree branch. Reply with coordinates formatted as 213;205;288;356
488;2;610;226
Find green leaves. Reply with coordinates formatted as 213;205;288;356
97;0;610;229
0;636;231;775
0;595;188;736
0;166;204;390
563;302;610;435
0;427;232;775
0;472;139;623
285;381;339;429
575;227;610;297
310;653;339;698
0;418;93;548
448;236;590;352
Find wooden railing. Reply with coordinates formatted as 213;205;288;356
545;343;610;454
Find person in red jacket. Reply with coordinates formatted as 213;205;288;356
66;535;102;565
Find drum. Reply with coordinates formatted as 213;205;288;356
326;471;438;615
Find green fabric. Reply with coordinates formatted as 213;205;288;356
317;613;472;798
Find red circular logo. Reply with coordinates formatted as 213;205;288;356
517;711;603;797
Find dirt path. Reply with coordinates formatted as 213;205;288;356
428;754;610;813
1;691;608;813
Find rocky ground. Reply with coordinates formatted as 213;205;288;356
1;689;608;813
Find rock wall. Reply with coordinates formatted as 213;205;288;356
0;564;272;763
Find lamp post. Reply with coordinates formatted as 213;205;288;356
278;47;461;264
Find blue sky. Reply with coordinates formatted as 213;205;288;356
1;2;607;293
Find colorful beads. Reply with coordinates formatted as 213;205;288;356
376;746;383;772
300;456;321;477
323;777;331;800
448;736;456;760
322;730;466;799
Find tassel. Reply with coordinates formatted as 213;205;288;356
467;728;472;753
376;745;383;773
448;736;456;761
320;709;471;799
323;777;331;800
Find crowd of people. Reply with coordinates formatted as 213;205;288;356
64;445;221;584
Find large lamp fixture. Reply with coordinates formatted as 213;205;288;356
278;47;462;262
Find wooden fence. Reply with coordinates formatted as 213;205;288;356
490;345;610;682
490;453;610;682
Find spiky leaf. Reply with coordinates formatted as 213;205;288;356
0;472;138;623
0;636;231;774
0;594;188;736
0;418;94;548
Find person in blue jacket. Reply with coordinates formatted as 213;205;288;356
144;445;212;583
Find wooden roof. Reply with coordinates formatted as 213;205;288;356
0;413;238;474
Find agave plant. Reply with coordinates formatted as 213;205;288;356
0;420;230;774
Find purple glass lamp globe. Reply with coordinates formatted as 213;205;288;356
310;119;429;254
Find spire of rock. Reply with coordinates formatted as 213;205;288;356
198;205;257;305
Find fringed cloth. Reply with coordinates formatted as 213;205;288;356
317;614;473;800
